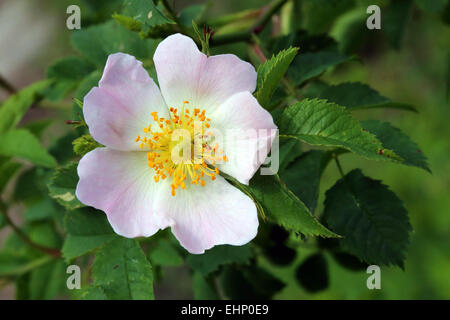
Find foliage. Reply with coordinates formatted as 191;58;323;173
0;0;441;300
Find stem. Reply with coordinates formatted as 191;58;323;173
333;155;345;178
0;201;61;258
210;0;288;46
0;74;16;94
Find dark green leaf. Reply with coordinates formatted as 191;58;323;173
48;162;85;210
295;253;329;292
29;260;66;299
149;241;184;267
179;3;208;27
318;82;417;112
186;244;253;275
383;0;413;49
324;169;412;268
122;0;174;32
93;238;154;300
362;120;430;172
0;158;21;193
279;99;401;162
256;47;298;108
193;273;219;300
62;208;116;261
281;150;332;212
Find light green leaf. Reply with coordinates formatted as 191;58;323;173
0;80;52;134
0;129;57;167
362;120;430;172
256;47;298;108
186;245;253;275
73;134;102;156
48;162;85;210
324;169;412;268
62;208;116;261
93;238;154;300
226;173;338;237
279;98;401;162
288;51;353;86
318;82;417;112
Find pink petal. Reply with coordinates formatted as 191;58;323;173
210;92;278;184
84;53;168;151
153;33;257;113
76;148;166;238
153;176;259;254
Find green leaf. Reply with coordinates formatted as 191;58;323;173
72;71;102;121
278;139;302;172
256;47;298;108
23;119;53;138
73;134;102;156
62;208;116;261
383;0;413;49
24;198;57;222
29;260;66;299
193;272;219;300
317;82;417;112
220;264;285;299
179;3;208;27
93;238;154;300
324;169;412;268
0;158;21;193
362;120;430;172
295;253;329;293
71;21;159;67
281;150;332;212
79;286;107;300
149;241;184;267
279;98;401;162
0;129;57;167
0;253;52;277
288;51;353;86
0;80;52;134
44;56;96;101
48;162;85;210
227;173;338;237
186;244;253;275
122;0;174;32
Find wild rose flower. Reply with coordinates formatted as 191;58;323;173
76;33;277;254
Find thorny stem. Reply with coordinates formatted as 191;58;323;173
0;200;61;258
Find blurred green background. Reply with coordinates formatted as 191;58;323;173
0;0;449;299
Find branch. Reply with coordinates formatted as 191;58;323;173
0;200;61;258
0;74;16;95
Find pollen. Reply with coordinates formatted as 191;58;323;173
135;101;227;196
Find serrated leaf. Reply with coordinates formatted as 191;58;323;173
73;134;102;156
324;169;412;268
48;162;85;210
288;51;353;86
281;150;332;212
149;241;183;267
62;208;116;261
318;82;417;112
256;47;298;108
279;98;401;162
186;244;253;275
93;238;154;300
0;80;52;134
0;129;57;168
227;173;338;237
71;21;159;67
122;0;174;32
362;120;430;172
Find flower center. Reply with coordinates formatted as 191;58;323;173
136;101;228;196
